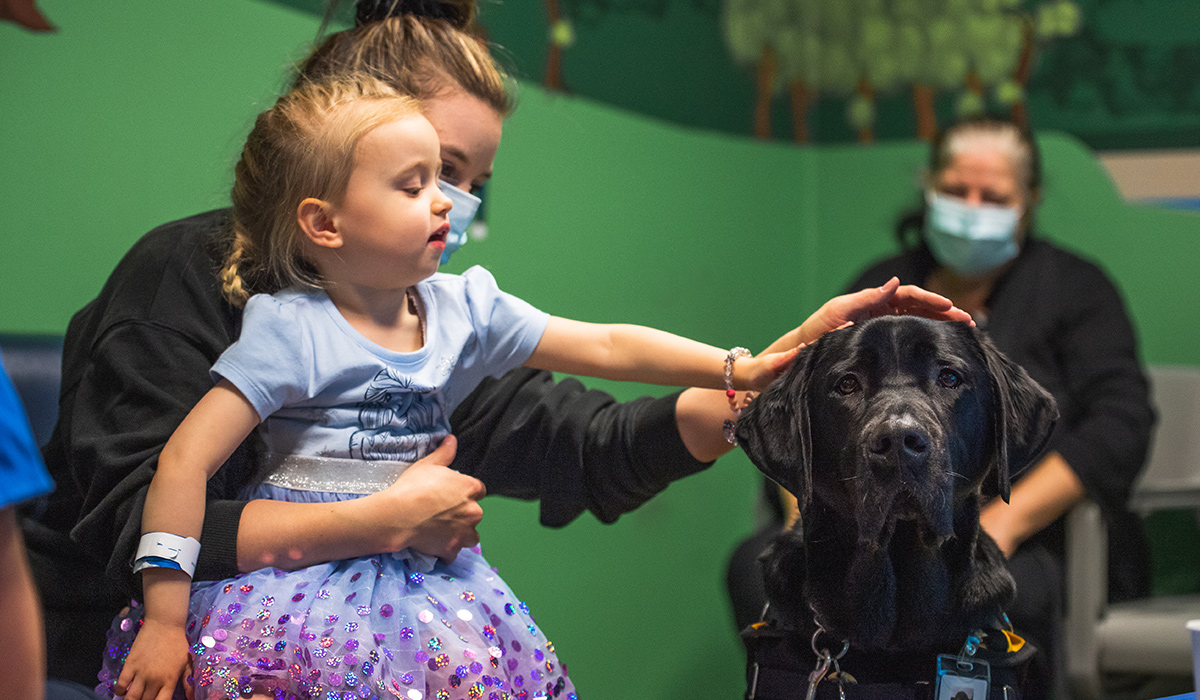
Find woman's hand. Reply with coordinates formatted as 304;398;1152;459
980;451;1086;558
373;435;486;562
237;435;486;571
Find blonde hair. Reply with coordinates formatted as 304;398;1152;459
222;76;420;306
221;6;513;305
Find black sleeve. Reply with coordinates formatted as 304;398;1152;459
449;367;713;527
56;321;255;588
48;326;710;590
1045;265;1154;515
33;213;254;593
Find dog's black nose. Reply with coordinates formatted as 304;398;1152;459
868;420;930;465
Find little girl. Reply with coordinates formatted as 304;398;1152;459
96;75;795;700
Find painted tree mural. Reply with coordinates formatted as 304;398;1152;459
1028;0;1200;147
543;0;574;90
274;0;1200;149
722;0;1080;142
543;0;718;92
722;0;863;141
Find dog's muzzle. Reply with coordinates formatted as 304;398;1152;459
857;406;954;543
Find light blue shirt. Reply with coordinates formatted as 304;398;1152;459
212;266;550;463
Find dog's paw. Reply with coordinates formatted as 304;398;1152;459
959;535;1017;615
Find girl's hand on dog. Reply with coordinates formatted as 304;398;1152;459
735;346;801;391
778;277;975;353
843;277;975;325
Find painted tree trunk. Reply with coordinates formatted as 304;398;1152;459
1010;15;1036;130
1011;98;1030;131
857;78;875;143
755;44;777;139
790;80;810;144
545;0;563;91
913;83;937;141
965;70;985;97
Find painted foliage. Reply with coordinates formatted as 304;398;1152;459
268;0;1200;148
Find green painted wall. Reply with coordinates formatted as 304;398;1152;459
1;1;319;334
3;1;1198;697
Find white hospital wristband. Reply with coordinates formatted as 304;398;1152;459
132;532;201;578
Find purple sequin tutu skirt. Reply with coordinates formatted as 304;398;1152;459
96;488;575;700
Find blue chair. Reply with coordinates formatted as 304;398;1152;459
0;334;64;448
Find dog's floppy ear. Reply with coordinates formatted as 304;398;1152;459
975;330;1059;502
735;343;816;509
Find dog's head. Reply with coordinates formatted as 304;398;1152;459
736;317;1057;543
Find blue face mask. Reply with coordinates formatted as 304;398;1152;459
923;191;1021;276
438;180;482;265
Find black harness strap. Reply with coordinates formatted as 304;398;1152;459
747;667;1018;700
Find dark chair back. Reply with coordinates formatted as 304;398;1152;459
0;334;64;448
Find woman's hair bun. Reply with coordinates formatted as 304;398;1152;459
355;0;475;29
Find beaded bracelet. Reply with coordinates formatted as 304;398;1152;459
722;347;751;444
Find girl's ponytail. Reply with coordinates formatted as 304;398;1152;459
220;226;253;307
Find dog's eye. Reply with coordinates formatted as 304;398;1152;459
938;369;962;388
835;374;860;395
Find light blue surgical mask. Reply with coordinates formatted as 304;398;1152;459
438;180;482;265
923;191;1021;276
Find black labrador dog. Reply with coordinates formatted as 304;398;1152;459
736;317;1057;692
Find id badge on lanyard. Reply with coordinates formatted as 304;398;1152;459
935;651;991;700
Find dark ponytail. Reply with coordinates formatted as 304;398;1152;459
354;0;476;29
300;1;511;117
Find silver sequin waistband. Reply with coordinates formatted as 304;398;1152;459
259;453;412;495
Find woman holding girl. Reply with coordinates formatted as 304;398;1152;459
102;70;806;699
27;0;969;690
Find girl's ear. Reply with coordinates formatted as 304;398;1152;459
297;198;342;249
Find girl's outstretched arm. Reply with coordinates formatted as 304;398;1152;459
115;381;260;700
526;318;797;392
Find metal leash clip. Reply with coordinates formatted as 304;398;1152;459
825;654;860;700
805;623;850;700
